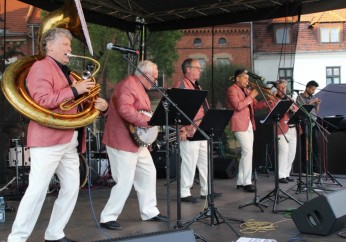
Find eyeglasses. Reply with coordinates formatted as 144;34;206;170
189;66;202;70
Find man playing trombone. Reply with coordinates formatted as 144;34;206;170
227;69;272;192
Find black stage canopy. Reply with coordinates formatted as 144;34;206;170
19;0;346;32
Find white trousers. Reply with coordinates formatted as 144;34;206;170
100;146;159;222
278;127;297;179
8;132;80;242
180;140;208;198
234;122;254;186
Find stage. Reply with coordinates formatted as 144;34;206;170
1;171;346;242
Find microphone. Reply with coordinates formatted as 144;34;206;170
293;89;303;94
247;71;265;81
266;81;278;87
106;43;139;55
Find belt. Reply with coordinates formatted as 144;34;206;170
289;125;295;128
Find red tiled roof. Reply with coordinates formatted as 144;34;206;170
269;9;346;24
0;0;41;33
301;9;346;23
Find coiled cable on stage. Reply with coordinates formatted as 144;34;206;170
239;218;292;234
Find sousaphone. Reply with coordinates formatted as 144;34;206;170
1;0;100;129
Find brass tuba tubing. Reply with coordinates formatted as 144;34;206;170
1;0;102;129
59;53;101;111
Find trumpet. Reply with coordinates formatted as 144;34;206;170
59;53;101;111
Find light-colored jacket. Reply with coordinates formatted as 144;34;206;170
26;56;86;152
102;75;152;152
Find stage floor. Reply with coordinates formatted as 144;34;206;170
1;171;346;242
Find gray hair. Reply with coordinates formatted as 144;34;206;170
41;28;72;55
134;60;157;76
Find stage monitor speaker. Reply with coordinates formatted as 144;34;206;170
292;189;346;236
93;228;196;242
213;158;238;179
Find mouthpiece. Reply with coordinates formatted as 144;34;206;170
66;53;77;58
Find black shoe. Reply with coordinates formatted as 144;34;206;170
181;196;198;204
243;185;255;192
200;192;223;199
236;185;243;190
100;221;122;230
45;237;77;242
148;214;169;222
286;177;294;182
279;178;288;183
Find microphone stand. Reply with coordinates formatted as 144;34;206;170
294;93;331;194
313;117;342;187
120;54;210;241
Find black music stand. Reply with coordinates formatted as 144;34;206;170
315;116;343;187
181;109;242;237
287;104;314;196
259;100;303;212
148;88;208;236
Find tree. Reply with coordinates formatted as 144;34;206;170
145;30;183;85
70;25;182;98
199;63;245;108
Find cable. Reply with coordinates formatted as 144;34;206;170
239;218;293;234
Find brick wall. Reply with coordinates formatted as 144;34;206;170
171;24;252;85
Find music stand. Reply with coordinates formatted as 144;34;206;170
181;109;242;236
259;100;303;212
315;116;343;187
287;104;314;196
148;88;208;231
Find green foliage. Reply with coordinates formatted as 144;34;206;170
69;26;182;96
199;63;246;108
146;30;183;82
70;23;128;83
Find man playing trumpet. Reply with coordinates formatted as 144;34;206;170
296;80;321;175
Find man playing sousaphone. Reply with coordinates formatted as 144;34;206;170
7;28;108;242
99;60;168;230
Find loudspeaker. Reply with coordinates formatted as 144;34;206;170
213;158;238;179
292;189;346;235
93;228;196;242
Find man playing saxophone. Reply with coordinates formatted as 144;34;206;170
7;27;108;242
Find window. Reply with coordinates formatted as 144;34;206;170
326;67;340;85
320;25;340;43
218;37;227;45
215;58;230;66
278;68;293;91
275;26;291;44
193;38;202;46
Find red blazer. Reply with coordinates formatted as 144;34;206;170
226;83;267;132
172;78;207;132
102;75;152;153
26;56;86;153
